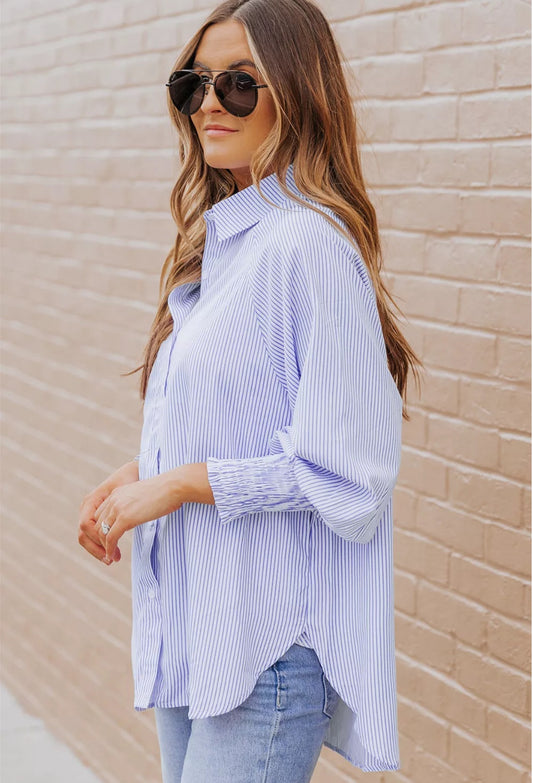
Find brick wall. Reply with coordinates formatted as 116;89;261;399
1;1;530;781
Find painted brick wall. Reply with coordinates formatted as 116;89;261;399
1;1;530;782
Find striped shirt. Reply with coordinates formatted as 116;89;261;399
132;162;403;772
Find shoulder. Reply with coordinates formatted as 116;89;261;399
258;200;355;255
253;200;374;299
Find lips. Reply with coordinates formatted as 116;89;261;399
204;125;237;132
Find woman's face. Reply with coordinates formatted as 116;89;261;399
190;20;277;190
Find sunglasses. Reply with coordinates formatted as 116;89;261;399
166;69;269;117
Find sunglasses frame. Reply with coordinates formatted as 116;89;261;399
166;69;269;117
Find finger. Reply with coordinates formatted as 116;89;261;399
93;498;107;524
79;500;97;533
105;521;123;561
79;516;105;550
80;489;108;527
94;515;116;563
78;530;108;562
79;492;95;514
97;510;116;547
102;528;121;561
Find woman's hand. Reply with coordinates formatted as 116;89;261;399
93;471;184;564
78;460;140;565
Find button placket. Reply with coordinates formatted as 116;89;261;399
163;332;178;396
164;282;202;395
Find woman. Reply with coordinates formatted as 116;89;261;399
78;1;422;780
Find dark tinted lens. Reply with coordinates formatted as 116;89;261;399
167;71;205;115
215;71;257;117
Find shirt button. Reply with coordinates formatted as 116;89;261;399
148;588;157;599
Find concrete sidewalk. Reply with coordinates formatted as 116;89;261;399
1;683;102;783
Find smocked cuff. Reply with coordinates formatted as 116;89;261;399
206;452;314;525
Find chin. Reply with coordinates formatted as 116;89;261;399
202;148;247;169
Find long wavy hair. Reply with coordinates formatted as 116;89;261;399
124;0;423;419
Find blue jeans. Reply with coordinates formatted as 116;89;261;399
154;642;341;783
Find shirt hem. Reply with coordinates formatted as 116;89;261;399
133;705;400;772
322;740;400;773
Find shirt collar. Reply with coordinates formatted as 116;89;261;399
204;162;310;241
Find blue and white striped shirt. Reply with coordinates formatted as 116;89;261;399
132;163;403;772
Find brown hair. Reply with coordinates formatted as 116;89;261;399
124;0;423;419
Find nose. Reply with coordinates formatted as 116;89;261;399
199;81;224;113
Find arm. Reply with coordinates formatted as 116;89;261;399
135;452;309;517
155;451;312;516
193;217;403;544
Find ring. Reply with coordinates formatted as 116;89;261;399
100;521;111;535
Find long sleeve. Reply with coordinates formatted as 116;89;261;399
206;214;403;544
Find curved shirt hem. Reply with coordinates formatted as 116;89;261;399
134;696;399;773
132;631;400;774
322;741;401;773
